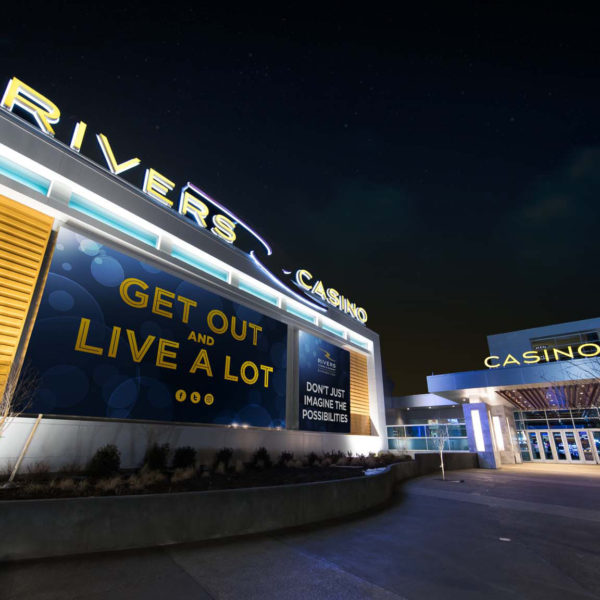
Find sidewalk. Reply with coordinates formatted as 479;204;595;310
2;465;599;599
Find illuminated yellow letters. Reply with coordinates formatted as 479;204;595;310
295;269;313;290
207;309;228;335
74;318;103;355
211;214;237;244
152;287;174;319
260;365;273;388
96;133;141;174
248;322;262;346
119;278;149;308
502;354;520;367
108;326;121;358
231;316;247;342
224;355;238;381
156;338;179;370
178;190;209;228
326;288;340;307
126;330;155;362
484;355;500;368
70;121;87;152
522;350;541;364
177;295;197;324
143;168;175;206
240;361;259;385
1;77;60;135
189;348;213;376
553;347;574;361
311;280;326;301
577;343;600;358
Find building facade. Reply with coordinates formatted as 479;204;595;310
0;77;387;471
387;318;600;468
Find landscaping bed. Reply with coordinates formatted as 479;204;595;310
0;445;410;501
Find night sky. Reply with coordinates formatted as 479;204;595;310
2;5;599;394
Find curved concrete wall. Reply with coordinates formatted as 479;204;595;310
0;453;478;562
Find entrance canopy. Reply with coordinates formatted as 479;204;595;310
427;356;600;410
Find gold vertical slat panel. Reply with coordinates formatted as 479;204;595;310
0;195;53;398
350;351;371;435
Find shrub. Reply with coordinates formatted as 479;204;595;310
53;478;76;492
307;452;319;466
143;443;170;471
172;446;197;470
251;447;272;469
171;467;196;484
213;447;233;470
129;467;167;491
95;476;123;494
87;444;120;478
277;451;294;467
26;461;51;481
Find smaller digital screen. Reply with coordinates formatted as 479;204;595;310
298;330;350;433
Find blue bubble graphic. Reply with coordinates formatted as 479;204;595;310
93;364;119;386
140;261;161;274
79;239;102;256
91;256;124;287
48;290;75;312
62;262;72;271
108;379;138;411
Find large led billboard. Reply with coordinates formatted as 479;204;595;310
22;228;287;428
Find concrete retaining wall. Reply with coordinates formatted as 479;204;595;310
0;416;384;474
0;452;478;562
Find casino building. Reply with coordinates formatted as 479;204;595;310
387;317;600;468
0;77;386;471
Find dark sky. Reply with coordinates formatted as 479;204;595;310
2;4;600;394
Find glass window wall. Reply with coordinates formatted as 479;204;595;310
387;420;469;452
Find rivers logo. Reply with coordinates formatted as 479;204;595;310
317;348;337;376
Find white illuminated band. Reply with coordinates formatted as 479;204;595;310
492;416;505;452
249;252;326;312
184;183;272;257
471;410;486;452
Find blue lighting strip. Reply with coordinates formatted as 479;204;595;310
238;279;279;306
286;303;317;324
171;247;229;282
321;321;345;338
0;155;50;195
349;335;369;349
69;193;159;248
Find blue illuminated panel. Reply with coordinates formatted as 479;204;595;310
0;155;50;195
69;193;158;248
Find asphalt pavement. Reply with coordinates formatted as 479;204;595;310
2;463;599;599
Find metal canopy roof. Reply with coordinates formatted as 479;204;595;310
496;383;600;410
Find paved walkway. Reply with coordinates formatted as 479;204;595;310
2;463;600;599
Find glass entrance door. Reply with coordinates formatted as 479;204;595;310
524;429;600;464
